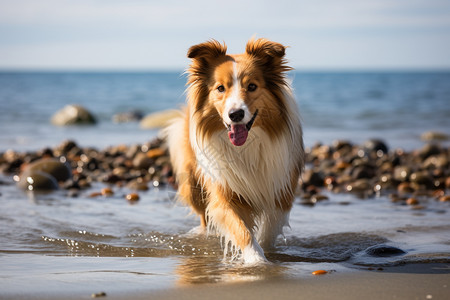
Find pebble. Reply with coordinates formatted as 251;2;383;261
17;171;59;191
146;148;166;159
51;104;97;126
420;131;449;141
101;188;114;196
112;110;144;123
397;182;414;194
24;158;72;182
312;270;328;275
346;179;371;192
91;291;107;298
140;109;181;129
311;194;329;202
439;195;450;202
126;193;140;202
1;135;449;206
406;197;419;205
363;139;388;154
132;152;153;170
365;245;406;257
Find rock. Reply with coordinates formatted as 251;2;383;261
363;139;388;155
126;193;140;202
393;166;411;182
409;171;434;189
439;195;450;202
423;154;448;169
112;110;144;123
132;152;153;170
24;158;72;182
51;105;97;126
127;179;149;191
140;109;182;129
418;143;442;159
346;179;371;192
351;165;375;179
406;197;419;205
146;148;166;159
301;169;325;187
311;194;329;202
101;187;114;196
397;182;415;193
365;245;406;257
17;171;59;191
420;131;449;141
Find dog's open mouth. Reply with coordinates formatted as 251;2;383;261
226;109;258;146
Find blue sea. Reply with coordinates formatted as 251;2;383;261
1;71;449;151
0;71;449;298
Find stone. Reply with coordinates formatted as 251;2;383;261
420;131;449;141
140;109;182;129
112;110;144;123
146;148;166;159
126;193;140;202
17;171;59;191
24;158;72;182
301;169;325;187
51;104;97;126
363;139;388;154
346;179;371;192
418;143;442;159
101;187;114;196
365;245;406;257
393;166;411;182
132;152;153;170
397;182;414;193
406;197;419;205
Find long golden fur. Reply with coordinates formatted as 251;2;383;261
166;38;304;263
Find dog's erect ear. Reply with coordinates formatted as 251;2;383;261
245;38;291;72
187;40;227;62
246;38;286;60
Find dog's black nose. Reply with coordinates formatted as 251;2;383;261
228;109;245;122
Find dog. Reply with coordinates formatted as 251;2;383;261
166;38;304;264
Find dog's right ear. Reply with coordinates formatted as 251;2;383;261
187;39;227;61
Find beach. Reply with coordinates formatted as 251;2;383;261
1;136;449;299
2;263;448;299
1;71;449;299
124;263;450;300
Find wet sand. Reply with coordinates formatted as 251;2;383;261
144;264;450;300
4;263;448;300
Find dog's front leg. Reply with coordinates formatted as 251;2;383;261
206;184;267;264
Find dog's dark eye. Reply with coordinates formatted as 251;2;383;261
217;85;225;93
248;83;257;92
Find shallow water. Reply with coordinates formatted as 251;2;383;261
1;71;450;151
1;71;449;297
1;172;449;296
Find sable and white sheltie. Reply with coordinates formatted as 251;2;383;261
166;38;304;264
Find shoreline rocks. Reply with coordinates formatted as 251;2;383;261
300;139;450;205
0;138;449;206
51;104;97;126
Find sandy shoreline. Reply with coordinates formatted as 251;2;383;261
2;263;448;300
146;265;450;300
113;264;450;300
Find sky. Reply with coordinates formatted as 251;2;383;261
0;0;449;71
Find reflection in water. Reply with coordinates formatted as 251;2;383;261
175;255;288;285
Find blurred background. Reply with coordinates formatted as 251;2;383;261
0;0;449;151
1;0;449;71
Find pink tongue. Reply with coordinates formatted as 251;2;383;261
228;124;248;146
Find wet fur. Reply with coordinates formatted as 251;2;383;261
166;38;304;263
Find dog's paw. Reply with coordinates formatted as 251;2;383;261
183;225;206;237
242;240;268;265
